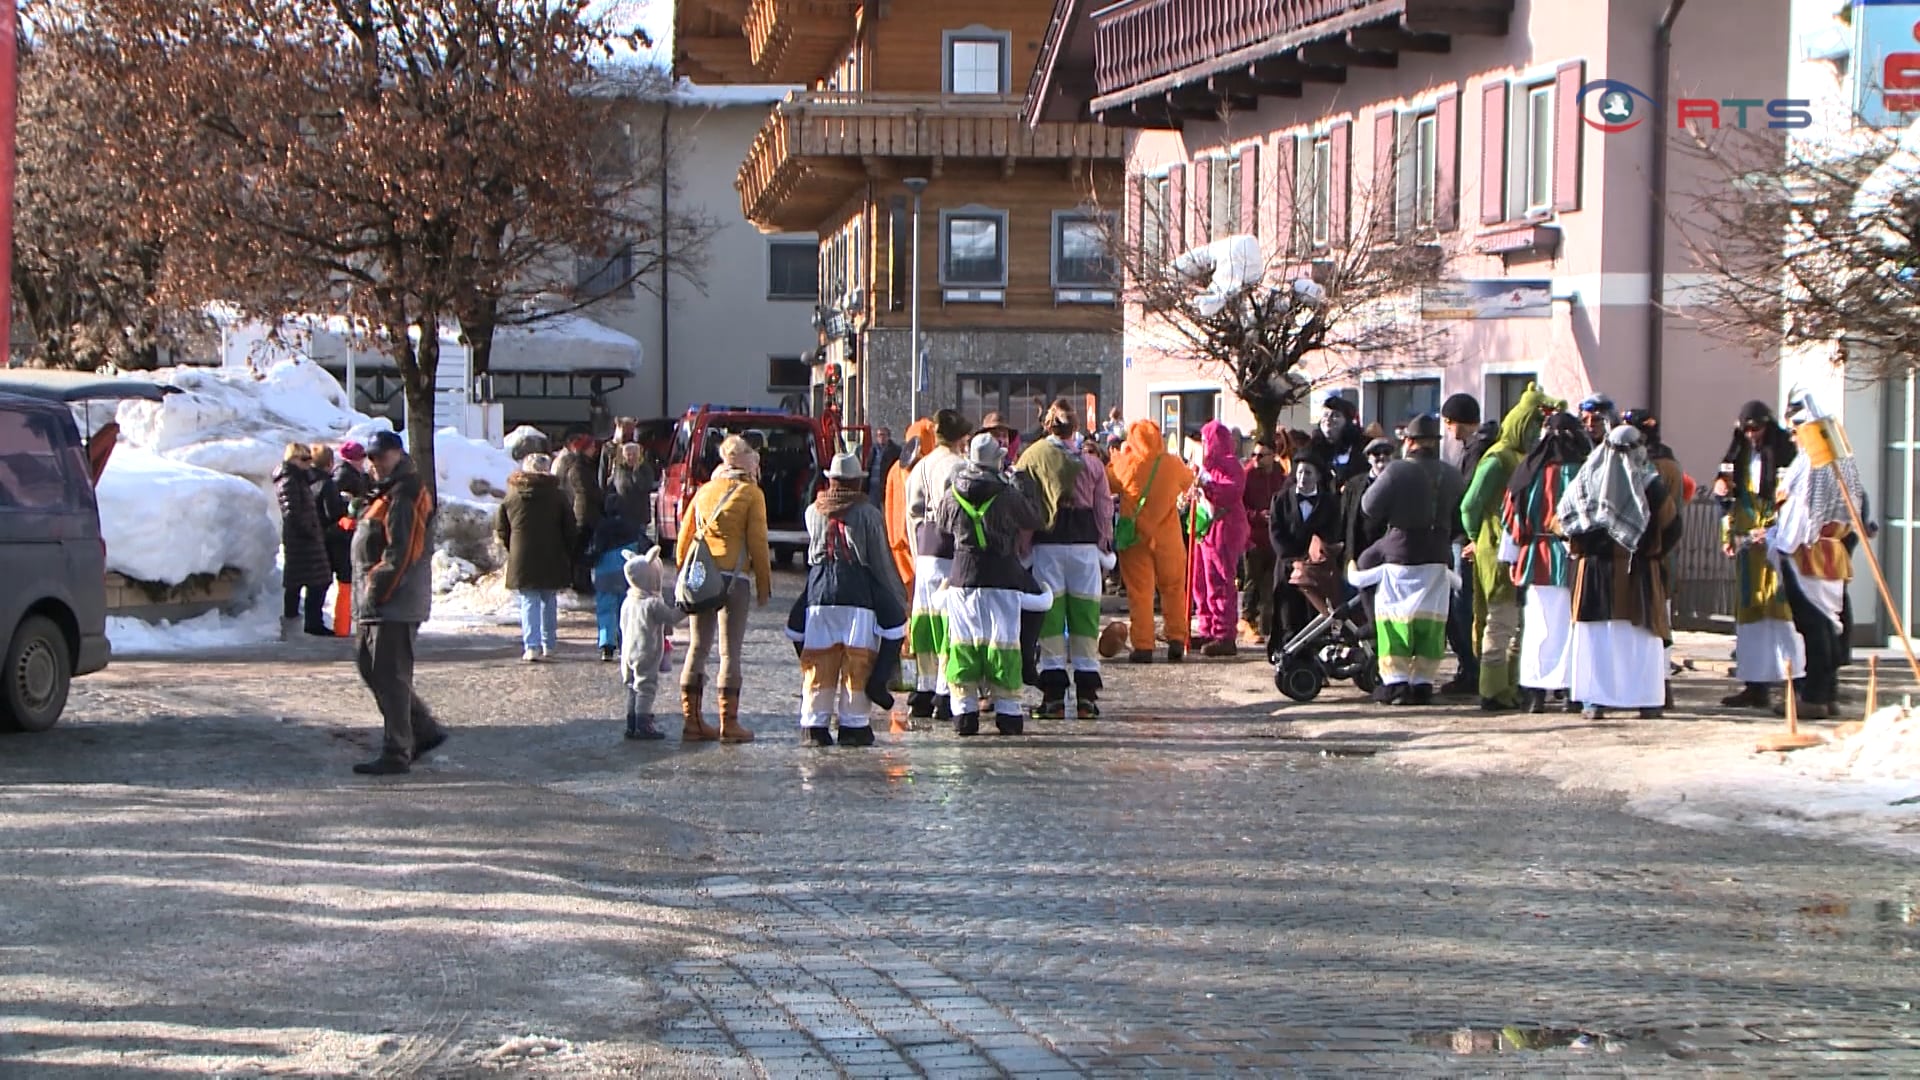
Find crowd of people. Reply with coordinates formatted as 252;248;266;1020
307;386;1874;770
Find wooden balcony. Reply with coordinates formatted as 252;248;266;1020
737;92;1129;232
744;0;860;84
1082;0;1514;128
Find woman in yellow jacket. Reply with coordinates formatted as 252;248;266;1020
675;435;772;743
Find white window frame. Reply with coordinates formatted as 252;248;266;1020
939;206;1009;288
1413;112;1439;232
766;236;820;302
1208;153;1242;239
943;27;1011;96
1522;81;1555;217
1052;210;1115;289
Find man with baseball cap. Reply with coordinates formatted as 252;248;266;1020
349;430;447;775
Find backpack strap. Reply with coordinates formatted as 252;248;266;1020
951;491;998;549
1124;455;1162;522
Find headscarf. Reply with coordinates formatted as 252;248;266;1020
1560;424;1654;552
1506;411;1589;503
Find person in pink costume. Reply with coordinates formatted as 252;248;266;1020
1184;420;1251;657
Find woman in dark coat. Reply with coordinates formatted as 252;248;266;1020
311;444;353;592
495;453;579;662
1269;455;1343;650
273;442;334;637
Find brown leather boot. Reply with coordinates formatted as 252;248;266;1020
680;676;719;742
718;688;755;743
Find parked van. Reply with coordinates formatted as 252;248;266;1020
0;371;170;732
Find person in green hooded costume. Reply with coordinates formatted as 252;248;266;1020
1459;383;1565;709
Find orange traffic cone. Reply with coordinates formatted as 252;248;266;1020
333;586;353;637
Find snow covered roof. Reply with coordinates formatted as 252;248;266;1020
667;81;803;107
487;313;644;374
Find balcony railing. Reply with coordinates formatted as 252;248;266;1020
1093;0;1378;94
743;0;860;84
738;92;1129;229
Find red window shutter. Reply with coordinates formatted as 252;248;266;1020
1435;88;1461;232
1193;157;1212;242
1273;135;1295;256
1240;144;1259;239
1480;80;1508;225
1373;108;1397;237
1329;119;1351;246
1168;163;1186;254
1554;60;1586;213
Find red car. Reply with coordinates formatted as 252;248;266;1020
654;405;867;569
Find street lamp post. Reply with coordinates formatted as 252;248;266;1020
904;177;928;425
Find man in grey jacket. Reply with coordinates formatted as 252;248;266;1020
350;431;448;775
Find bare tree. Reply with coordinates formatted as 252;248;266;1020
1105;139;1453;441
42;0;711;494
1672;115;1920;377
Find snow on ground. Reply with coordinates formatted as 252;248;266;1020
106;603;283;655
426;568;520;630
96;446;278;587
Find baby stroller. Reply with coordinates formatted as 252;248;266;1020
1270;592;1379;703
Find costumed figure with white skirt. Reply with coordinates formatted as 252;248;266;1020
903;409;974;722
787;454;909;747
1758;400;1864;721
1502;411;1589;714
1562;425;1683;720
933;433;1050;736
1351;415;1468;705
1015;401;1117;720
1715;401;1804;709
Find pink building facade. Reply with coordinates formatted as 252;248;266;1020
1029;0;1790;475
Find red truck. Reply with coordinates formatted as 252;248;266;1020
653;405;866;569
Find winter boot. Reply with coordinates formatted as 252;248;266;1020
1374;682;1406;705
1407;684;1436;706
932;696;954;722
1031;670;1069;720
718;688;755;743
1523;689;1547;714
600;645;616;663
908;691;935;719
1128;649;1155;665
995;712;1026;736
1165;641;1186;664
1074;670;1103;720
352;753;410;776
628;713;666;741
804;727;835;747
839;724;876;748
1201;639;1238;658
681;677;720;742
954;712;981;737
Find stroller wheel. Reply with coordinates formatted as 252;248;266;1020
1275;661;1325;703
1352;658;1380;695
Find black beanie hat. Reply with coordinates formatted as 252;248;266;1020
1737;400;1774;426
1440;393;1480;424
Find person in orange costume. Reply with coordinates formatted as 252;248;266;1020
1108;420;1196;663
884;418;935;730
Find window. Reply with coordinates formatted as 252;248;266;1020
588;121;634;180
767;356;811;392
945;31;1008;95
1053;212;1114;289
1153;389;1222;460
0;408;79;511
1310;137;1333;248
574;244;633;300
941;209;1007;287
1208;156;1241;238
767;239;820;301
1414;112;1439;231
959;374;1101;431
1485;373;1538;420
1368;378;1442;428
1524;83;1555;215
1141;174;1170;259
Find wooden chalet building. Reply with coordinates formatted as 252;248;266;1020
676;0;1127;433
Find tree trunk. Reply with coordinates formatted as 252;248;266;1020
457;305;496;381
392;313;440;502
1246;399;1281;447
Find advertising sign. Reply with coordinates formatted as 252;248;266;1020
1419;280;1554;321
1854;0;1920;128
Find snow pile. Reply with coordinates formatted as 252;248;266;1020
1801;705;1920;781
106;603;282;655
427;570;519;629
436;427;515;503
505;424;550;461
433;550;480;594
96;447;279;587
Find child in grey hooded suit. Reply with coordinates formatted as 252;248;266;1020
620;547;686;740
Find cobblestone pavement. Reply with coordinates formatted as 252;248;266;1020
4;573;1920;1076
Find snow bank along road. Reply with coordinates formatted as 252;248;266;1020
3;578;1919;1076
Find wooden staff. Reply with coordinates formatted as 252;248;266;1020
1797;415;1920;683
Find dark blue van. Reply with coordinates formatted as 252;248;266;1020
0;371;170;732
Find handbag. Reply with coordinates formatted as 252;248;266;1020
1114;456;1161;553
1190;494;1216;541
676;483;749;615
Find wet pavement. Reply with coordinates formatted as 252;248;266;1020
5;573;1920;1076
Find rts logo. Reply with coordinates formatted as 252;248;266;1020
1577;79;1812;133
